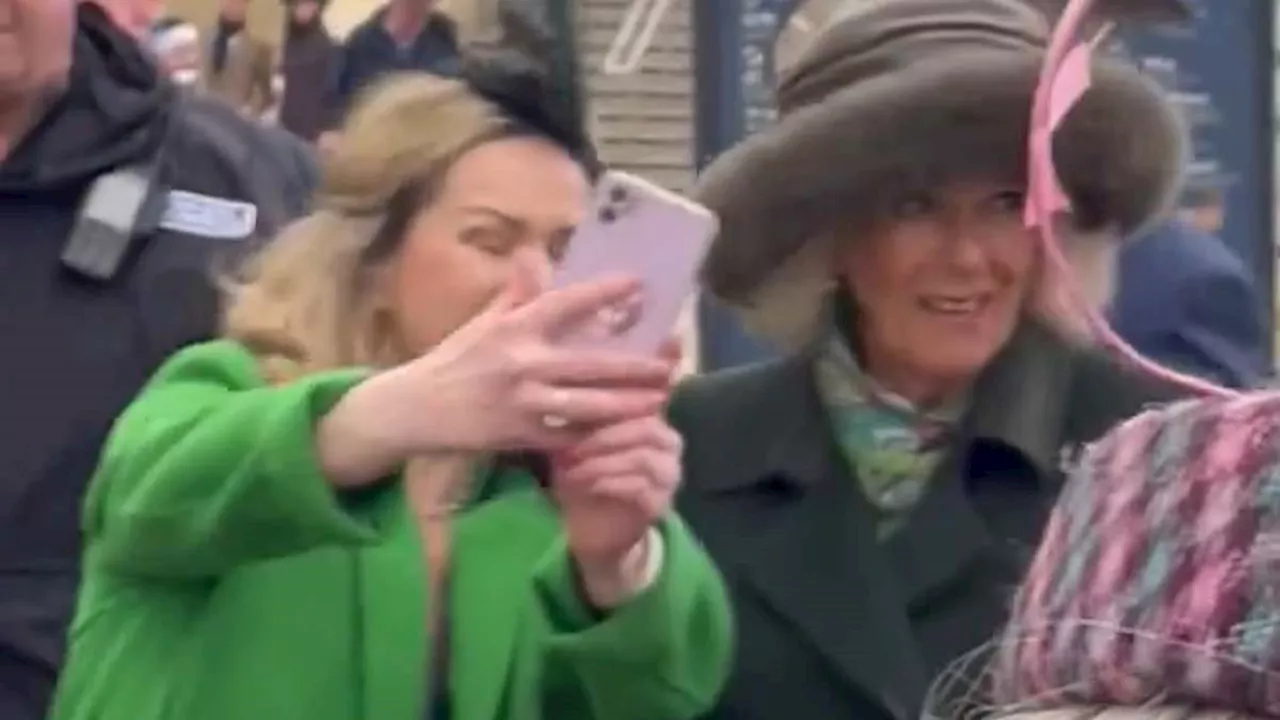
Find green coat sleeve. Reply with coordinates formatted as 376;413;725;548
530;515;734;719
83;340;400;579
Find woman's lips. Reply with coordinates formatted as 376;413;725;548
918;294;991;316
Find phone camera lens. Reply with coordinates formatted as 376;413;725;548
609;186;629;204
599;206;617;224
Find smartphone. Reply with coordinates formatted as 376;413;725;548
551;170;719;354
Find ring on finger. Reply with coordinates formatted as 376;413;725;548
541;388;570;429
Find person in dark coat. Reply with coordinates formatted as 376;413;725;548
669;1;1193;719
277;0;338;142
1108;182;1269;389
203;0;276;116
0;3;315;717
326;0;460;135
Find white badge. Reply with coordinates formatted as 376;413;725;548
159;190;258;240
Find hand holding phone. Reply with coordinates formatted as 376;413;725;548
551;171;718;355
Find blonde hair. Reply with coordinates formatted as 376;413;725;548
222;74;508;384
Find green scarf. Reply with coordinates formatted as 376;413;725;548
812;325;965;536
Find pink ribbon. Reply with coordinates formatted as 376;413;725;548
1027;0;1233;397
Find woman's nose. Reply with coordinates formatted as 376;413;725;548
942;224;990;270
514;246;555;294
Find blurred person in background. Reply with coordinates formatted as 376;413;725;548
0;1;315;717
1109;163;1268;388
325;0;460;143
669;1;1192;719
1182;176;1225;235
277;0;337;142
205;0;276;116
147;16;203;87
49;56;731;720
986;392;1280;720
88;0;164;37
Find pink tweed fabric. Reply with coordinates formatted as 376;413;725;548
990;392;1280;715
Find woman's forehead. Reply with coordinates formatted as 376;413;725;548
436;139;590;226
927;179;1026;198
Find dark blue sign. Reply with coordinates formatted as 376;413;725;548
693;0;1275;371
692;0;798;370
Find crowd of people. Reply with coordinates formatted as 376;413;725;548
2;0;1280;719
117;0;461;144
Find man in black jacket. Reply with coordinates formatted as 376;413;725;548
325;0;460;137
1109;184;1269;389
0;2;316;717
279;0;339;142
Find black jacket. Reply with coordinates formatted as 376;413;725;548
279;20;339;142
329;9;460;128
670;323;1183;720
1109;218;1269;388
0;7;315;718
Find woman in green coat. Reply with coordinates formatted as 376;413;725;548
49;55;732;720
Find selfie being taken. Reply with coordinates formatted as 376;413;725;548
4;0;1276;718
46;38;731;720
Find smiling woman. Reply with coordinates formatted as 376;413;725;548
669;1;1197;719
838;182;1042;405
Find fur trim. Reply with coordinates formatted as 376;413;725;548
696;51;1186;348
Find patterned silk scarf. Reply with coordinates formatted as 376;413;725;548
813;325;966;535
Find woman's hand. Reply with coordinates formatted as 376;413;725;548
317;267;674;487
552;409;683;609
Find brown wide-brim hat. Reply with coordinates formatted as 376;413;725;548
695;0;1189;348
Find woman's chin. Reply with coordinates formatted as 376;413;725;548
912;346;1003;388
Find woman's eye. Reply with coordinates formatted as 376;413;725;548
991;190;1026;213
460;228;515;256
547;239;570;264
891;195;934;218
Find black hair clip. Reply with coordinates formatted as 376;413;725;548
459;1;601;174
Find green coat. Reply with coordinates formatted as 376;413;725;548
51;341;732;720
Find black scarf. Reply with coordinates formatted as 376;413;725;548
0;3;171;193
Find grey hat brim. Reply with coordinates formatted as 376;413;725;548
695;50;1186;349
